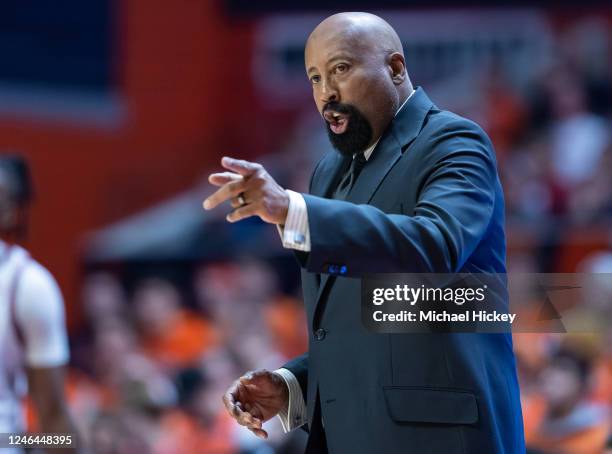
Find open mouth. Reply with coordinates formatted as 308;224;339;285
323;110;349;134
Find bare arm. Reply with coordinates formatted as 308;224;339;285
27;365;80;453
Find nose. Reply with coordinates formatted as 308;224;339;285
319;78;339;104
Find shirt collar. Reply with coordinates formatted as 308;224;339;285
360;89;415;161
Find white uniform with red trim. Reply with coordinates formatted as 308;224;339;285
0;241;69;434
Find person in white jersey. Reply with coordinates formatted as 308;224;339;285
0;155;76;452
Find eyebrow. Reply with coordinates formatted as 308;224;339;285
307;54;354;75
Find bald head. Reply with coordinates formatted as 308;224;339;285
305;12;413;154
307;12;404;63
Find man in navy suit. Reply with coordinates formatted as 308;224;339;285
207;12;525;454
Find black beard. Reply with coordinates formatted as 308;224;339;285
324;102;373;157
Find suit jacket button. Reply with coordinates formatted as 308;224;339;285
314;328;327;341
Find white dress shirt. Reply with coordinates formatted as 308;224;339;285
274;90;414;432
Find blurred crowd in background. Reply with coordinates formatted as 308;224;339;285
63;262;307;454
3;3;612;454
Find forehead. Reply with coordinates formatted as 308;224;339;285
305;27;368;70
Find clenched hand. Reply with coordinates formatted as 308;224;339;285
222;369;289;439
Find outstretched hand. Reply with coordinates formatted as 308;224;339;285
204;157;290;225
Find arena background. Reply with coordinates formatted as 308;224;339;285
1;1;611;452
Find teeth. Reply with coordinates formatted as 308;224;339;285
333;113;340;119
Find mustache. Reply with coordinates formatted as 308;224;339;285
322;101;355;115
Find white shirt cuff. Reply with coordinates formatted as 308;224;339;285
274;368;307;433
276;190;311;251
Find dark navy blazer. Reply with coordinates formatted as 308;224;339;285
284;87;525;454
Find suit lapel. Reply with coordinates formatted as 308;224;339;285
347;86;435;205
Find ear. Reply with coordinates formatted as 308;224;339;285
388;53;406;85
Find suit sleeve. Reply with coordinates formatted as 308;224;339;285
297;119;498;276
